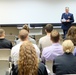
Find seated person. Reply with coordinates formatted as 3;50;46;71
42;30;63;61
66;26;76;44
53;40;76;75
0;28;12;49
12;41;48;75
11;29;40;65
73;47;76;56
66;26;76;56
38;24;53;55
16;24;36;44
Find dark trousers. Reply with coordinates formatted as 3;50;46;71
63;30;68;38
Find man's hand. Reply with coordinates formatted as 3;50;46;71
66;19;70;22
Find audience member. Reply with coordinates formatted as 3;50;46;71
38;24;53;55
66;26;76;55
66;26;76;45
53;40;76;75
16;24;36;44
12;41;48;75
0;28;12;49
11;29;40;65
42;30;63;61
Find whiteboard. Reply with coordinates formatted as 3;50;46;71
0;0;76;24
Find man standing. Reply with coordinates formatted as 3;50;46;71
61;7;74;38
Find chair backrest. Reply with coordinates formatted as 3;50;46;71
0;49;11;75
0;49;11;60
46;60;53;75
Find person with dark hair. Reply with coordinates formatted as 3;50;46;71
61;7;74;38
16;24;36;44
11;29;40;65
42;30;63;61
12;41;48;75
0;28;12;49
38;24;53;55
53;40;76;75
45;24;53;33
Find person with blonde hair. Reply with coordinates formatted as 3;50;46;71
12;41;48;75
53;40;76;75
16;24;36;44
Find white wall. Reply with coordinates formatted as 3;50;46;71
0;0;76;24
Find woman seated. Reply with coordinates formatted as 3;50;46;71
53;40;76;75
12;41;48;75
66;26;76;55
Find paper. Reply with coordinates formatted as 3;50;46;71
61;18;66;22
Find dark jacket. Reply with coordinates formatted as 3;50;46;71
61;13;74;30
0;38;12;49
53;53;76;75
12;63;48;75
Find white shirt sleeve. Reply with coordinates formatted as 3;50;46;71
11;45;20;65
33;44;40;59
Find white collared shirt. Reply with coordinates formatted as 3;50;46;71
11;42;40;65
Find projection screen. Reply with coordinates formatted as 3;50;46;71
0;0;76;24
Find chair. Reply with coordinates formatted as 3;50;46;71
46;60;53;75
0;49;11;75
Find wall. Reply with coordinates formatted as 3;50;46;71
0;0;76;24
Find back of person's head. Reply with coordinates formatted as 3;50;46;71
19;29;28;41
0;28;5;37
45;24;53;33
22;24;29;32
66;26;76;46
62;40;74;53
51;30;60;43
18;41;38;75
